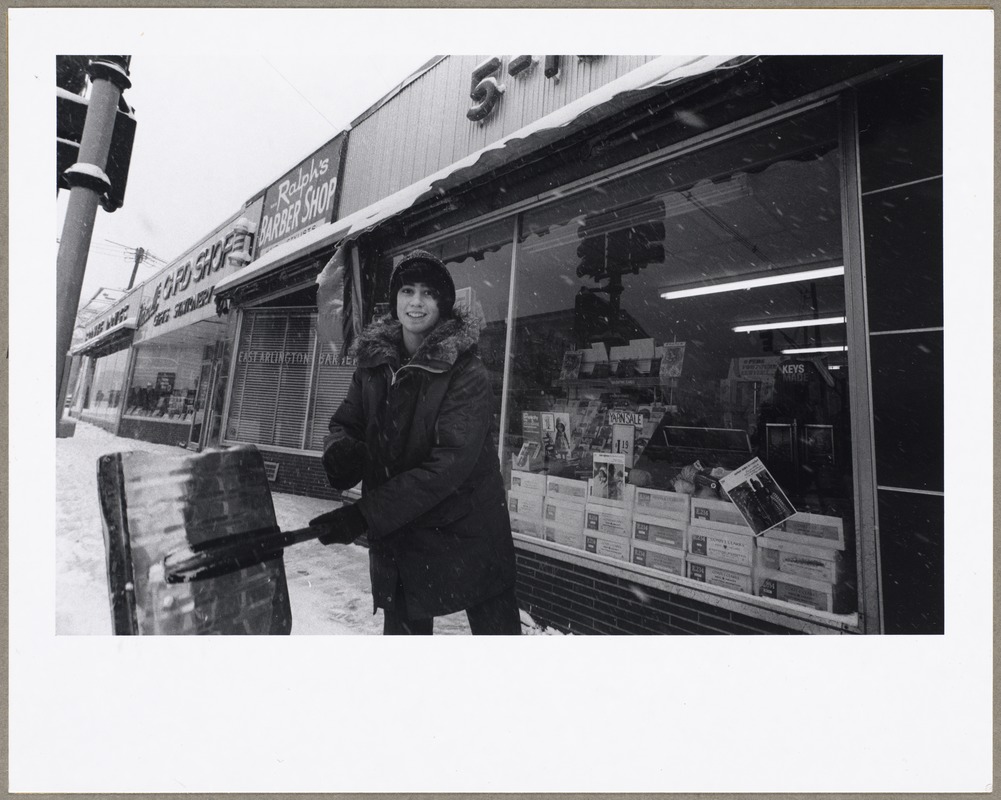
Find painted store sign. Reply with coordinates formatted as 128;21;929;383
134;197;264;342
256;134;346;256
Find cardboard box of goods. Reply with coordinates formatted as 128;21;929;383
633;486;691;522
760;512;846;551
507;489;544;518
546;475;589;505
545;524;585;550
584;503;631;538
584;530;630;562
631;541;686;577
756;537;848;584
632;512;686;551
687;526;756;568
690;496;754;535
510;470;547;495
754;567;854;614
544;496;587;531
510;513;545;540
586;479;634;509
685;554;753;595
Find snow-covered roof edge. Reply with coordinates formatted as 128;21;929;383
215;55;744;298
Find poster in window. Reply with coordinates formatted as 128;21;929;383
803;424;835;466
719;457;797;535
155;372;175;393
558;350;583;381
612;423;635;467
591;452;626;502
522;410;542;446
766;423;795;462
513;441;540;470
659;341;686;380
553;412;572;458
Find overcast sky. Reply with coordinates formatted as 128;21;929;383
56;49;431;303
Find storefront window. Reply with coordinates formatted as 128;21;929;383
83;347;130;423
227;309;315;448
505;104;857;616
124;344;202;423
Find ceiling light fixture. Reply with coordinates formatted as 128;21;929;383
780;345;848;355
732;315;846;333
661;265;845;300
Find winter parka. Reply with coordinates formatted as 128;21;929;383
321;308;517;619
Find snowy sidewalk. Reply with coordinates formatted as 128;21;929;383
56;420;473;635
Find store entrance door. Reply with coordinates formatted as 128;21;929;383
186;359;218;451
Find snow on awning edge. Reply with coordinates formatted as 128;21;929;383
215;54;745;300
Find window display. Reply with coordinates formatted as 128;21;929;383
503;104;858;618
124;344;202;423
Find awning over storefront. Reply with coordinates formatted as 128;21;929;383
70;319;137;356
215;54;745;299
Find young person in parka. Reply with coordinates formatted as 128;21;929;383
315;249;521;635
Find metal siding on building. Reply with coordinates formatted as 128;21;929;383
338;55;658;217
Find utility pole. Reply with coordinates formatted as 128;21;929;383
55;56;132;435
128;246;145;289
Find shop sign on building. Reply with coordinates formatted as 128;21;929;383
82;295;136;341
257;134;346;256
134;198;264;343
78;289;139;349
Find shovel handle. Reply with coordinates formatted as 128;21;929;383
162;525;322;584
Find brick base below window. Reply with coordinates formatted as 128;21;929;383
248;449;342;501
118;418;190;447
515;548;801;635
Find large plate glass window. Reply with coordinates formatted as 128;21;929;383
82;347;130;423
124;344;202;424
506;104;857;619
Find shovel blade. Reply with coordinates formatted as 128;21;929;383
97;445;292;635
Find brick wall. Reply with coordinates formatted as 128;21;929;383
118;418;190;447
255;449;342;501
515;547;800;635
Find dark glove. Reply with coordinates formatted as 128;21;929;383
309;503;367;545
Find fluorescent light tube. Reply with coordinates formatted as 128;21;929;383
732;316;846;333
780;345;848;355
661;266;845;300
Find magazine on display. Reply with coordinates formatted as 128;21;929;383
719;457;797;535
591;452;626;502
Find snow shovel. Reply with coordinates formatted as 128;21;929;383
97;444;338;635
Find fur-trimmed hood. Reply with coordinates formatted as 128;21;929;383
350;307;480;371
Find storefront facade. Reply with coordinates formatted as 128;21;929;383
118;200;263;449
69;287;139;433
216;55;942;635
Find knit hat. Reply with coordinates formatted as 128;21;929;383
389;249;456;320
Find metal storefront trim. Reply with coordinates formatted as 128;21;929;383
840;90;884;635
514;536;858;635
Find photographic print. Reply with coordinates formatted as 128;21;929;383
11;6;993;794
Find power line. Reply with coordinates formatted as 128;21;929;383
262;56;338;131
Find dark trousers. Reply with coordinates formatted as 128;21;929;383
383;584;522;635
